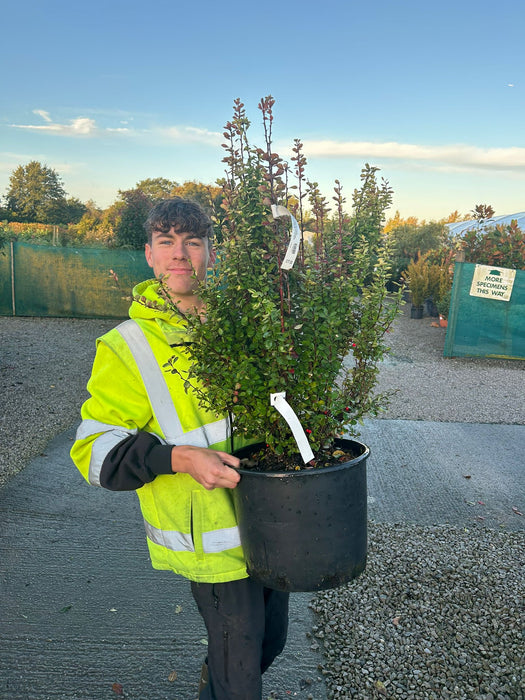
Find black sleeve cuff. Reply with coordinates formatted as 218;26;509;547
100;432;173;491
145;443;175;475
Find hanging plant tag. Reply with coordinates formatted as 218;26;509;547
270;392;315;463
271;204;301;270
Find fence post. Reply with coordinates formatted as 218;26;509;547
10;240;16;316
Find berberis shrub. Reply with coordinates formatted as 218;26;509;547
179;97;402;462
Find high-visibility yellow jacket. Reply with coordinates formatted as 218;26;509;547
71;279;249;583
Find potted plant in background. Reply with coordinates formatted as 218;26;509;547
173;97;402;591
437;291;451;327
425;262;442;317
435;268;453;327
427;248;455;328
402;252;430;318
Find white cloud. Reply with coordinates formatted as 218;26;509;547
33;109;52;122
11;115;98;136
10;111;220;147
161;125;222;146
301;139;525;172
68;117;97;135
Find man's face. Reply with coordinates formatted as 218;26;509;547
145;228;215;310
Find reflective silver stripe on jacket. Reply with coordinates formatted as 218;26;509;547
75;419;138;442
116;320;183;441
144;520;195;552
116;319;229;446
202;526;242;553
116;320;241;555
75;419;140;486
144;521;241;554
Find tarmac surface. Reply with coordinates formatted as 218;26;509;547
1;419;523;700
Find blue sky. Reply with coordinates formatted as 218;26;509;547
1;0;524;221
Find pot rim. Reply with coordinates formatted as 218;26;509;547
235;437;370;478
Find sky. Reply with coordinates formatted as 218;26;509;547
1;0;524;222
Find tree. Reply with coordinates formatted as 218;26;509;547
5;161;67;223
385;220;446;282
135;177;178;201
74;206;105;244
444;210;463;223
471;204;495;224
114;189;154;248
0;221;9;253
384;211;419;234
63;197;88;224
172;181;222;217
38;196;88;226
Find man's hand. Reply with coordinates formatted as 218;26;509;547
171;445;241;490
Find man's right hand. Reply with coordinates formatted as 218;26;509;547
170;445;241;490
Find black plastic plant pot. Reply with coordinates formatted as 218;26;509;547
411;304;424;319
232;438;369;593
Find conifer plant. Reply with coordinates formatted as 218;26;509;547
182;97;402;469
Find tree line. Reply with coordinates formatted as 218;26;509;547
0;161;223;248
3;160;517;283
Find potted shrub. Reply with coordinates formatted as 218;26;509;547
402;252;430;318
427;249;455;327
169;97;402;591
425;263;443;317
435;273;452;327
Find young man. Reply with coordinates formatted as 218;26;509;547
71;198;289;699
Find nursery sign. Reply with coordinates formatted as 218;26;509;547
469;264;516;301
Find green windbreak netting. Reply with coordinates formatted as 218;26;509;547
0;241;151;318
0;243;12;315
444;262;525;360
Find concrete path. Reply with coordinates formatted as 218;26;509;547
362;419;525;531
1;419;523;700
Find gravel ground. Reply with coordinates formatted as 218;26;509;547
0;316;115;487
310;523;524;700
374;306;525;425
1;304;523;487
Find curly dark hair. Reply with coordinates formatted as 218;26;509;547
144;197;213;244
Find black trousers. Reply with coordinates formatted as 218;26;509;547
191;577;290;700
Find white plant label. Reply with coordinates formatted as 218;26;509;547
270;392;315;464
271;204;301;270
